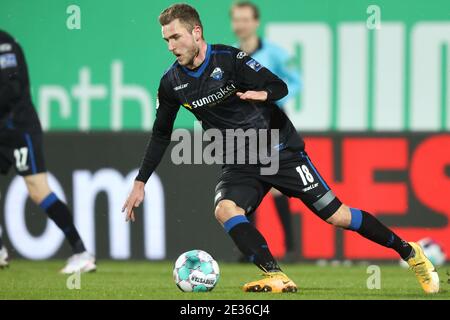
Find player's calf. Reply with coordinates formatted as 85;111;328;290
329;204;414;261
25;173;88;256
216;200;281;273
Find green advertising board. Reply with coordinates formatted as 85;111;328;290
1;0;449;131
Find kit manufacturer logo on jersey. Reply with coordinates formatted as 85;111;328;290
210;67;224;80
0;43;12;53
302;182;318;193
174;83;189;91
0;53;17;69
246;58;263;72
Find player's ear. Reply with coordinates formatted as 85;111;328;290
192;25;202;41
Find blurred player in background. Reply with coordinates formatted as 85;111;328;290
0;30;95;273
123;3;439;294
230;1;301;262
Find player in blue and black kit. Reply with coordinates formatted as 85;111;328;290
0;30;95;273
122;4;439;293
231;1;301;261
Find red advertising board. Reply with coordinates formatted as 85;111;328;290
256;134;450;260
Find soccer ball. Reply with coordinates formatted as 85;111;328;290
400;237;446;267
173;250;220;292
417;238;446;266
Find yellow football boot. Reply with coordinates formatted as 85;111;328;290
243;271;298;293
407;242;440;294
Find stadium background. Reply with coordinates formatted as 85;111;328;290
0;0;449;262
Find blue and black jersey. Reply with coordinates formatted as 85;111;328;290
136;44;305;183
0;30;46;176
0;30;41;132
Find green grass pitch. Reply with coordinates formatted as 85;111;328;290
0;260;449;300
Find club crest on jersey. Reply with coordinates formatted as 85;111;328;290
236;51;247;59
246;58;263;72
210;67;224;80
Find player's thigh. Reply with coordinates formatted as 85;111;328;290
271;151;342;221
214;170;271;217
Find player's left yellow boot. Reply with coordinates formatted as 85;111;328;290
406;242;439;294
243;271;297;293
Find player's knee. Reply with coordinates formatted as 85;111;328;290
214;200;244;224
326;204;351;228
25;179;51;204
28;188;48;204
25;181;39;203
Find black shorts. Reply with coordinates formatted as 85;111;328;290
214;150;342;221
0;127;46;176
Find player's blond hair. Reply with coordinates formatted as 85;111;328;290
159;3;204;36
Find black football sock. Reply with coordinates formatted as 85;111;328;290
40;193;86;254
224;215;281;272
347;208;414;260
273;195;294;251
0;236;3;249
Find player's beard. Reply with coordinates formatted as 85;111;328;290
184;45;200;69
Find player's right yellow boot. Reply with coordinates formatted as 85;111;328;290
243;271;298;293
406;242;439;294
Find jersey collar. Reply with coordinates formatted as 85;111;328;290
180;43;212;78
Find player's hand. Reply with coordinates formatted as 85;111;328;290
236;90;268;102
122;180;145;222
